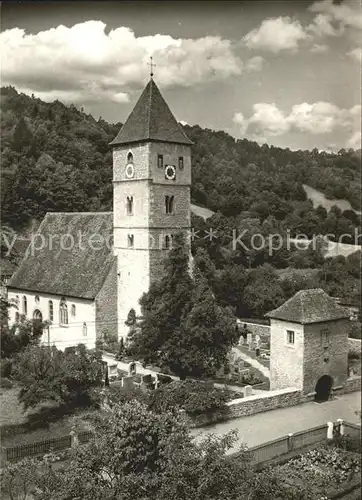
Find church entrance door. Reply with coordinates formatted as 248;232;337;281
314;375;333;403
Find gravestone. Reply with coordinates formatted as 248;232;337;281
238;335;244;346
244;385;253;397
246;333;252;347
108;363;118;379
255;334;260;345
128;362;136;376
122;376;134;390
255;348;261;357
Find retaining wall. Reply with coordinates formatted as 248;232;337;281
187;387;305;427
348;338;361;356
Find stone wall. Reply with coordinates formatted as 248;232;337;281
187;388;304;428
269;319;305;391
348;338;361;356
303;319;349;394
237;320;271;339
340;376;361;394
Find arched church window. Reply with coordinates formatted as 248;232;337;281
165;234;173;249
71;304;76;317
126;196;134;215
22;296;27;315
127;152;133;163
178;156;184;169
165;195;174;214
83;322;87;336
49;300;54;322
60;298;68;326
127;234;134;248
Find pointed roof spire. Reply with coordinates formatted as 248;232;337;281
110;78;193;146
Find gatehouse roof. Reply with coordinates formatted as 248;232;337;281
266;288;350;324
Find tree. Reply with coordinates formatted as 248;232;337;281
33;401;251;500
243;265;285;318
128;234;238;379
128;232;194;374
124;308;137;345
14;344;104;409
1;298;46;359
0;457;39;500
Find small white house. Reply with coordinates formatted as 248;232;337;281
7;212;117;351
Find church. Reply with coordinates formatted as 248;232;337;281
7;76;193;350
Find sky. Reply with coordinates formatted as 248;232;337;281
1;0;361;151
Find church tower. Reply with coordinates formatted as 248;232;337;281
110;77;193;339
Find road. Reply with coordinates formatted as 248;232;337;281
191;391;361;452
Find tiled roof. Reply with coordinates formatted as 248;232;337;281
110;78;193;146
8;212;115;299
266;288;350;324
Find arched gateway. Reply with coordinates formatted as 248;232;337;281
315;375;333;403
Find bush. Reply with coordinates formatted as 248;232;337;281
0;358;12;378
241;371;262;386
349;322;361;339
149;380;233;416
0;377;13;389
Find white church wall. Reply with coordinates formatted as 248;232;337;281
7;288;96;351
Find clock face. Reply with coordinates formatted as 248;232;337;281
165;165;176;180
125;163;135;179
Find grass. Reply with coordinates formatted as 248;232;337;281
0;385;98;448
236;345;271;369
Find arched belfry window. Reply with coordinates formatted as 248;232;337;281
126;196;134;215
165;195;174;214
165;234;173;249
127;152;133;164
60;298;68;326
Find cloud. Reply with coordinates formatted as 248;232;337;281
242;16;309;53
0;21;243;104
233;112;248;135
310;43;329;53
307;0;362;38
347;47;362;61
245;56;264;72
234;102;361;147
346;131;361;149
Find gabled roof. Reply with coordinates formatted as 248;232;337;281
110;78;193;146
8;212;115;300
266;288;350;324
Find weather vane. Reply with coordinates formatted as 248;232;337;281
148;56;156;78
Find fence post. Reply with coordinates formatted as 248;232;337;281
287;433;294;452
70;430;79;448
336;418;344;436
327;421;334;440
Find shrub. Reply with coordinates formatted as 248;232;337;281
0;377;13;389
242;371;262;386
0;358;12;378
148;380;233;416
349;322;361;339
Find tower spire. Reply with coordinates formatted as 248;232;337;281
148;56;156;78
